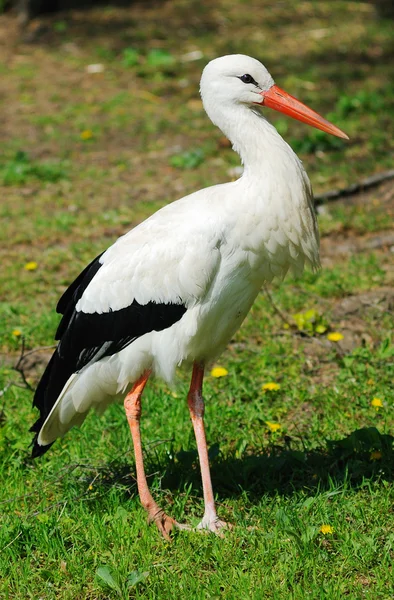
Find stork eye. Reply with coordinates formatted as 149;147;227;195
240;74;256;85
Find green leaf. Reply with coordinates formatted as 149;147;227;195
301;496;315;510
170;149;205;169
127;570;149;588
122;48;140;68
114;506;129;524
146;49;175;67
96;566;121;594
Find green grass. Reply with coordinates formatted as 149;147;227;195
1;286;393;598
0;151;68;186
1;0;394;598
1;337;393;598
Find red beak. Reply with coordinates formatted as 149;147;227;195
259;84;349;140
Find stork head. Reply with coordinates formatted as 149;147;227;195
200;54;348;140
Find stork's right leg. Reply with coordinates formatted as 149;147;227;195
124;371;188;540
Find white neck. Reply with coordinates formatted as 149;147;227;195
206;100;303;180
202;99;320;273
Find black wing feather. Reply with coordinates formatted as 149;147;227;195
55;251;104;338
31;253;187;457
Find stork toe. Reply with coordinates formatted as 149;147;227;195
149;509;190;540
196;516;232;535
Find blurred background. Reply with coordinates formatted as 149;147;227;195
1;4;393;597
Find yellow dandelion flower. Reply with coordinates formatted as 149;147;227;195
327;332;344;342
24;261;38;271
80;129;93;140
266;421;281;433
88;484;93;490
320;524;334;535
371;397;383;409
211;367;228;378
370;450;382;461
262;382;281;391
12;329;22;336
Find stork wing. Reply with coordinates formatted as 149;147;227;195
31;211;222;454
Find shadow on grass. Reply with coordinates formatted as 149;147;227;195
95;427;393;501
16;0;218;47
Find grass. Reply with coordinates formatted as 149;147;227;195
1;1;394;598
0;151;68;186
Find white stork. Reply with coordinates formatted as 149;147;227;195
31;54;347;538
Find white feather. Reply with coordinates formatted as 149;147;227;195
38;54;321;447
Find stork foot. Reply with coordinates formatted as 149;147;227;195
196;516;232;535
148;508;190;540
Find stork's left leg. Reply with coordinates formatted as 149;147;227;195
187;362;230;533
124;371;188;540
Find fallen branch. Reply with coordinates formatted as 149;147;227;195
0;339;56;400
13;337;34;391
314;169;394;206
263;285;292;328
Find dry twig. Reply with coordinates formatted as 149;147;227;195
314;169;394;206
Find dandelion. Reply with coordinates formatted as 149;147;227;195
12;329;22;337
210;367;228;378
262;382;281;391
370;450;382;461
24;261;38;271
266;421;281;433
371;397;383;409
327;332;344;342
80;129;93;140
320;524;334;535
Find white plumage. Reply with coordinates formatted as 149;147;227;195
32;54;347;537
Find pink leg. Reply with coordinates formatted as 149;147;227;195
124;371;188;540
187;362;229;532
